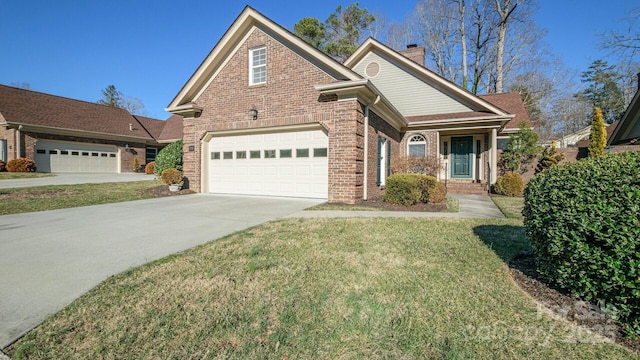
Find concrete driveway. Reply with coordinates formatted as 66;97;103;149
0;172;155;189
0;194;323;349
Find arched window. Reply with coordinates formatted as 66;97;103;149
408;135;427;157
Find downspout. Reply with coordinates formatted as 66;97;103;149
16;125;22;159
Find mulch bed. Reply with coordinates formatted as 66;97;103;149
139;185;196;197
508;253;639;353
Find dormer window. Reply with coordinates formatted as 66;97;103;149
249;46;266;85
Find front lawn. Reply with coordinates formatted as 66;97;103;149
8;218;635;359
0;172;54;180
0;180;165;215
491;196;524;219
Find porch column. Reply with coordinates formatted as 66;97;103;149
435;131;440;181
491;128;498;185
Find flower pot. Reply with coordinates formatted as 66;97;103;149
169;184;182;192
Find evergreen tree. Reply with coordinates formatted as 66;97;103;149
535;142;565;174
97;85;123;107
499;122;543;174
294;17;326;50
588;107;607;158
577;60;625;124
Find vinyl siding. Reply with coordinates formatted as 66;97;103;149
352;52;472;117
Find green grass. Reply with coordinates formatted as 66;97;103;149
7;218;635;359
0;180;164;215
491;196;525;219
0;172;54;180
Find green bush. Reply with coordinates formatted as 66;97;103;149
6;158;36;172
154;140;183;176
161;168;183;185
383;173;444;205
523;152;640;336
493;172;524;197
383;174;421;205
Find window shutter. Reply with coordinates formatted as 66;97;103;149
376;136;382;186
386;140;391;177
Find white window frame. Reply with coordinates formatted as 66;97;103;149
408;134;427;157
249;46;266;85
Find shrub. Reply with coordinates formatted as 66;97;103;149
523;152;640;336
154;140;183;176
133;158;140;172
493;172;524;197
391;156;441;177
145;161;155;175
535;142;565;174
383;174;421;205
383;173;445;205
0;160;6;172
426;181;447;204
6;158;36;172
161;168;183;185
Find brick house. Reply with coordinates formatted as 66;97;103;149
0;85;182;173
166;6;529;203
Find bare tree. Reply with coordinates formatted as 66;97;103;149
385;16;418;51
600;7;640;60
493;0;523;93
455;0;469;90
10;81;31;90
415;0;460;81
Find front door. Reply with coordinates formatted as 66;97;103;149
451;136;473;179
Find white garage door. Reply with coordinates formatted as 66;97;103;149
208;130;328;199
35;140;118;173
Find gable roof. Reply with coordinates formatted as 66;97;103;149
166;6;362;112
345;38;510;118
608;87;640;145
0;84;175;143
479;92;530;130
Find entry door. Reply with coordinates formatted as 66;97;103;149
451;136;473;178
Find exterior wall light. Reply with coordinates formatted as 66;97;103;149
250;106;258;120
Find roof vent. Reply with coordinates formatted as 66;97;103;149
407;44;417;48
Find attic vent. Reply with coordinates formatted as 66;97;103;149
365;62;380;78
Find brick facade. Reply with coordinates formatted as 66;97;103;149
182;28;401;203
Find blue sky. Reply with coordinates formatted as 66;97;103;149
0;1;636;119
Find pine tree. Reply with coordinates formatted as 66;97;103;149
588;107;607;158
535;142;565;174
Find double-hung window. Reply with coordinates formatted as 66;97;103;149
249;46;266;85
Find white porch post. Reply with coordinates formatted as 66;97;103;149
435;131;440;181
491;128;498;185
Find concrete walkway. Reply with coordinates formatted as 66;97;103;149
286;194;504;219
0;194;323;349
0;173;155;189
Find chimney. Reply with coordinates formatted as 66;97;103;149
398;44;425;66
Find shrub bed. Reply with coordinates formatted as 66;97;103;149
523;151;640;336
6;158;36;172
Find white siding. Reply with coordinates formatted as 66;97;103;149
352;52;472;117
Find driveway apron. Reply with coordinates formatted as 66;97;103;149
0;194;323;348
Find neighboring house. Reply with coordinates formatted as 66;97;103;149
0;84;182;173
166;6;529;203
608;85;640;152
552;125;592;148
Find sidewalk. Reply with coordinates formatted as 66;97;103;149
285;194;504;219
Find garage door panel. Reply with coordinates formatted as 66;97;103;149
35;141;117;173
209;129;328;199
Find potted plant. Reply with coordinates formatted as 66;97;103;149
133;158;140;172
161;168;183;192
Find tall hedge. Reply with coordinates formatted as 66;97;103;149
523;151;640;335
154;140;183;176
